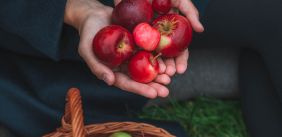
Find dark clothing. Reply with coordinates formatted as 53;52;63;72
0;0;194;136
240;49;282;137
192;0;282;136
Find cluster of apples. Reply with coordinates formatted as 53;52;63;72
93;0;192;83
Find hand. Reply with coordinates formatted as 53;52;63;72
171;0;204;32
115;0;203;77
64;0;170;99
165;0;204;77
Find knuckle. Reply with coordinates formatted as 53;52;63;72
116;79;128;91
171;67;176;73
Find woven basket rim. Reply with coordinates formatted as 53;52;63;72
42;88;176;137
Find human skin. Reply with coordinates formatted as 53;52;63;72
64;0;204;99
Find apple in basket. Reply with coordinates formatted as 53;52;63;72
109;131;132;137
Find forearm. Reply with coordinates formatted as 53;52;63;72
64;0;112;32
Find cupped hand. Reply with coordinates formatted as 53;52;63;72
165;0;204;76
115;0;203;77
64;0;170;99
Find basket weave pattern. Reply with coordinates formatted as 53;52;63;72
43;88;175;137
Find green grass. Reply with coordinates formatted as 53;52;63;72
138;97;248;137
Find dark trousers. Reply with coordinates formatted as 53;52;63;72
193;0;282;136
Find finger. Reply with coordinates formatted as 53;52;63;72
168;7;179;14
158;58;166;74
115;0;151;5
78;21;115;85
114;0;122;6
175;49;189;74
79;46;115;85
173;0;204;32
114;72;158;99
148;82;169;98
165;58;176;76
154;74;171;85
114;0;152;6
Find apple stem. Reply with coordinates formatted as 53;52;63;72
150;53;162;65
152;53;162;61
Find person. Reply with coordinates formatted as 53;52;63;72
0;0;205;136
191;0;282;136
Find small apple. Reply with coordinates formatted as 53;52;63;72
109;132;132;137
152;0;172;14
133;23;161;51
92;25;135;68
152;14;192;57
112;0;153;31
128;51;160;83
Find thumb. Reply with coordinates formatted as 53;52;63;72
79;47;115;85
78;19;115;85
114;0;122;6
114;0;152;6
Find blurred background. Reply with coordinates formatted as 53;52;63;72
0;45;245;137
141;47;246;137
0;0;247;136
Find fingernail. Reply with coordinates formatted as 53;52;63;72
102;73;111;85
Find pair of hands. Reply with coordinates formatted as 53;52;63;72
64;0;204;99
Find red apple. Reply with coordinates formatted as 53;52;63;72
93;25;135;68
133;23;161;51
112;0;153;31
152;0;172;14
128;51;160;83
152;14;192;57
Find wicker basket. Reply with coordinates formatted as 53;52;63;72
43;88;175;137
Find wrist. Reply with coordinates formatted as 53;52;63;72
64;0;111;30
64;0;86;29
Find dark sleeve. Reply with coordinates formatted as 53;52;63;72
0;0;67;60
99;0;114;7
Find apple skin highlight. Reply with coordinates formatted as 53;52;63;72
128;51;160;83
93;25;135;68
133;23;161;51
